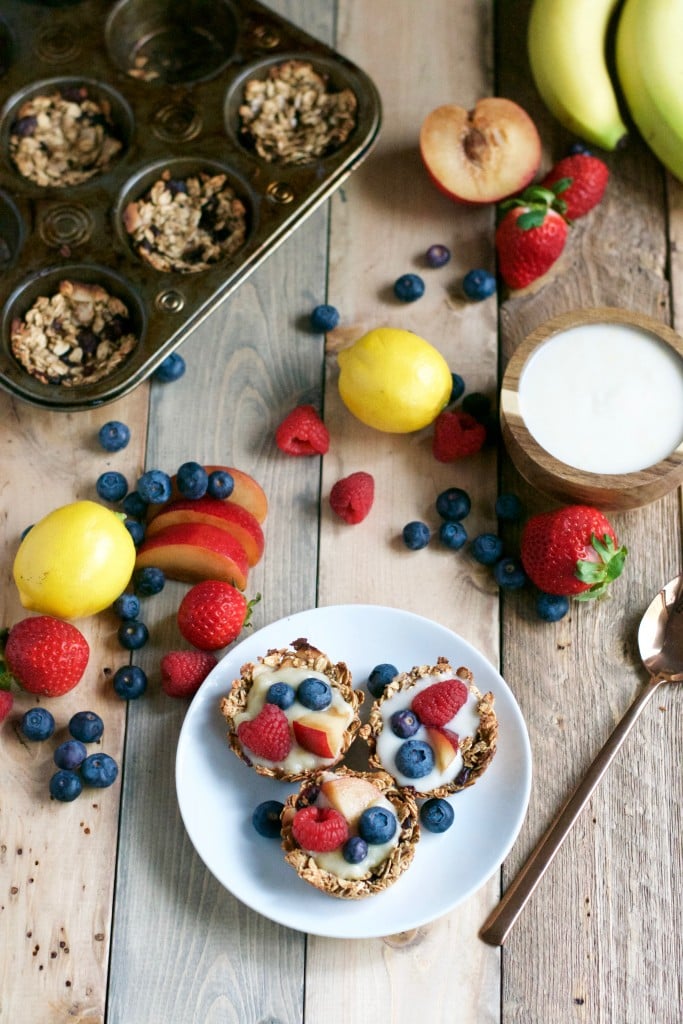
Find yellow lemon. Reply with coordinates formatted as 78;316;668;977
13;500;136;619
337;327;452;432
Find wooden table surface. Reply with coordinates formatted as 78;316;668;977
2;2;683;1022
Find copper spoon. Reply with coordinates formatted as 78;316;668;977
480;574;683;946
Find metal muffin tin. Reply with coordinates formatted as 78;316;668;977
0;0;381;410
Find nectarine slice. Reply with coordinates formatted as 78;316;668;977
292;712;347;759
145;497;265;566
320;775;380;827
135;522;249;589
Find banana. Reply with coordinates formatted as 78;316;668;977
615;0;683;183
527;0;628;151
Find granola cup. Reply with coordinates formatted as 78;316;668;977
280;766;419;899
219;638;363;782
360;657;498;799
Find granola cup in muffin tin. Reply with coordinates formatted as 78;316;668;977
281;766;419;900
218;638;364;782
360;658;498;799
0;0;381;410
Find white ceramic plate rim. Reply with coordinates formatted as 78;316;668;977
175;604;532;939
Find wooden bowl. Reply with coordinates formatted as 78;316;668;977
500;307;683;511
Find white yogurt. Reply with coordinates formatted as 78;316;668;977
518;322;683;474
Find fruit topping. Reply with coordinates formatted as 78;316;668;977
275;404;330;456
342;836;369;863
395;738;435;778
426;726;460;771
292;712;347;759
160;651;217;699
329;471;375;524
420;797;455;833
367;663;398;697
411;678;468;727
319;774;381;826
291;805;349;853
358;805;397;844
237;703;292;762
297;677;332;711
390;709;420;738
252;799;285;838
265;682;296;709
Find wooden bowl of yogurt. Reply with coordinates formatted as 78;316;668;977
500;307;683;511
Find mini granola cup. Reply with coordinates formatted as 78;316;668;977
281;766;419;899
219;638;363;782
360;657;498;799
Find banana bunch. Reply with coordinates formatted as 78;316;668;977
528;0;683;182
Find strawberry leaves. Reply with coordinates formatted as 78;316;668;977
574;533;628;601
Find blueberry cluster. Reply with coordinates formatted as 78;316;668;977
20;707;118;802
265;676;332;713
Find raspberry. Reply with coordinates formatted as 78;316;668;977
432;410;486;462
0;690;14;723
329;471;374;524
237;703;292;762
291;805;349;852
275;404;330;456
411;679;468;727
160;651;218;699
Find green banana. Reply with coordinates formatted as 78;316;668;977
527;0;628;151
616;0;683;183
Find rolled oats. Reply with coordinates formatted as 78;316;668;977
239;59;357;165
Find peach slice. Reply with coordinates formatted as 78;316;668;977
145;497;265;567
292;712;348;759
320;775;381;828
419;97;541;205
426;727;460;772
147;466;268;524
135;522;249;590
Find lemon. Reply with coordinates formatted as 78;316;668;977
13;500;136;619
337;327;452;432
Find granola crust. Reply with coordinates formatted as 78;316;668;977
280;766;419;899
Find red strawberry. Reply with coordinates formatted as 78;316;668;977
237;703;292;761
0;690;14;722
3;616;89;697
329;471;375;524
495;186;569;290
275;404;330;456
520;505;627;600
411;678;468;727
177;580;258;651
291;805;349;852
542;153;609;220
432;410;486;462
160;650;218;699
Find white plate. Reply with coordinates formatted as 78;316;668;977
176;604;532;939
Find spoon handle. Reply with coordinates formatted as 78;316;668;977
479;676;662;946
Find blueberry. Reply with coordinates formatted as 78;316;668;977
367;663;398;698
435;486;471;522
153;352;186;383
425;244;451;268
493;557;527;590
439;521;468;551
53;739;87;770
420;797;455;834
136;469;172;505
462;269;496;302
69;710;104;743
359;805;397;844
390;709;420;738
113;665;148;700
470;533;504;565
536;592;570;622
20;707;55;741
177;460;208;499
98;420;130;452
462;391;491;422
342;835;369;863
495;493;524;522
449;373;466;404
393;273;425;302
133;566;166;596
297;677;332;711
122;491;149;519
252;799;285;838
49;770;82;802
310;303;340;332
113;593;140;620
117;620;149;651
568;141;591;155
395;739;435;779
265;682;296;710
402;521;431;550
124;519;145;546
80;752;118;788
96;471;128;503
207;470;234;499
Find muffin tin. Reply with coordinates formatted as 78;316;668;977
0;0;382;410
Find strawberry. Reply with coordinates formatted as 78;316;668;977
291;805;349;852
3;616;89;697
160;650;218;699
0;689;14;723
541;153;609;220
329;470;375;524
275;404;330;456
411;679;468;727
237;703;292;761
495;185;569;290
520;505;627;600
177;580;258;651
432;410;486;462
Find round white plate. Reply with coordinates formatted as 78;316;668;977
176;604;532;939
